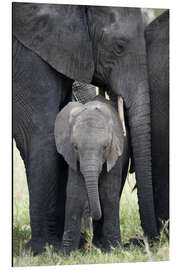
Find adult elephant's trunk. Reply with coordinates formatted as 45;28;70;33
129;83;155;236
122;80;158;238
108;35;158;237
80;162;102;221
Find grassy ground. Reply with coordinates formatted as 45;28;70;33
13;141;169;267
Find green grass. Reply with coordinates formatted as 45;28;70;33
153;9;168;17
13;141;169;266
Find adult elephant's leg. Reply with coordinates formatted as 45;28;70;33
145;11;169;232
93;161;122;251
13;37;73;254
61;168;87;255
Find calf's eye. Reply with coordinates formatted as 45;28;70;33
117;42;124;51
115;39;127;56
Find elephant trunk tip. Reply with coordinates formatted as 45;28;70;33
91;209;102;221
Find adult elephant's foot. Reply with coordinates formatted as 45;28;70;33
47;237;62;253
123;238;144;248
93;236;123;252
124;237;160;248
25;237;62;255
101;238;123;252
25;238;46;256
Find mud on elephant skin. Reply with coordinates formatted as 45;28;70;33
13;4;157;254
54;96;129;255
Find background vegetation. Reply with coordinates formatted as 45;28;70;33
154;8;167;17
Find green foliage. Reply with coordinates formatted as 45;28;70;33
13;142;169;266
154;9;168;17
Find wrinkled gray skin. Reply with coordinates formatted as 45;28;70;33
13;4;157;254
70;10;169;243
72;81;97;104
145;11;169;233
54;96;129;255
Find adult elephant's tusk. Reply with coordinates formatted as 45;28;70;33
118;96;126;137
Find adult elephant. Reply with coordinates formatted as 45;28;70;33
145;10;169;233
13;3;158;254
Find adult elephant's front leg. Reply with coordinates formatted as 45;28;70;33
14;99;68;254
13;37;73;254
25;134;68;254
14;106;69;255
14;99;70;255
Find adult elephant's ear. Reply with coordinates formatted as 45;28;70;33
107;108;124;172
13;3;94;83
54;102;84;171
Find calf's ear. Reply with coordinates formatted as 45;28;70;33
54;102;84;171
106;110;124;172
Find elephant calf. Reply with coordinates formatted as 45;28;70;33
54;96;129;255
